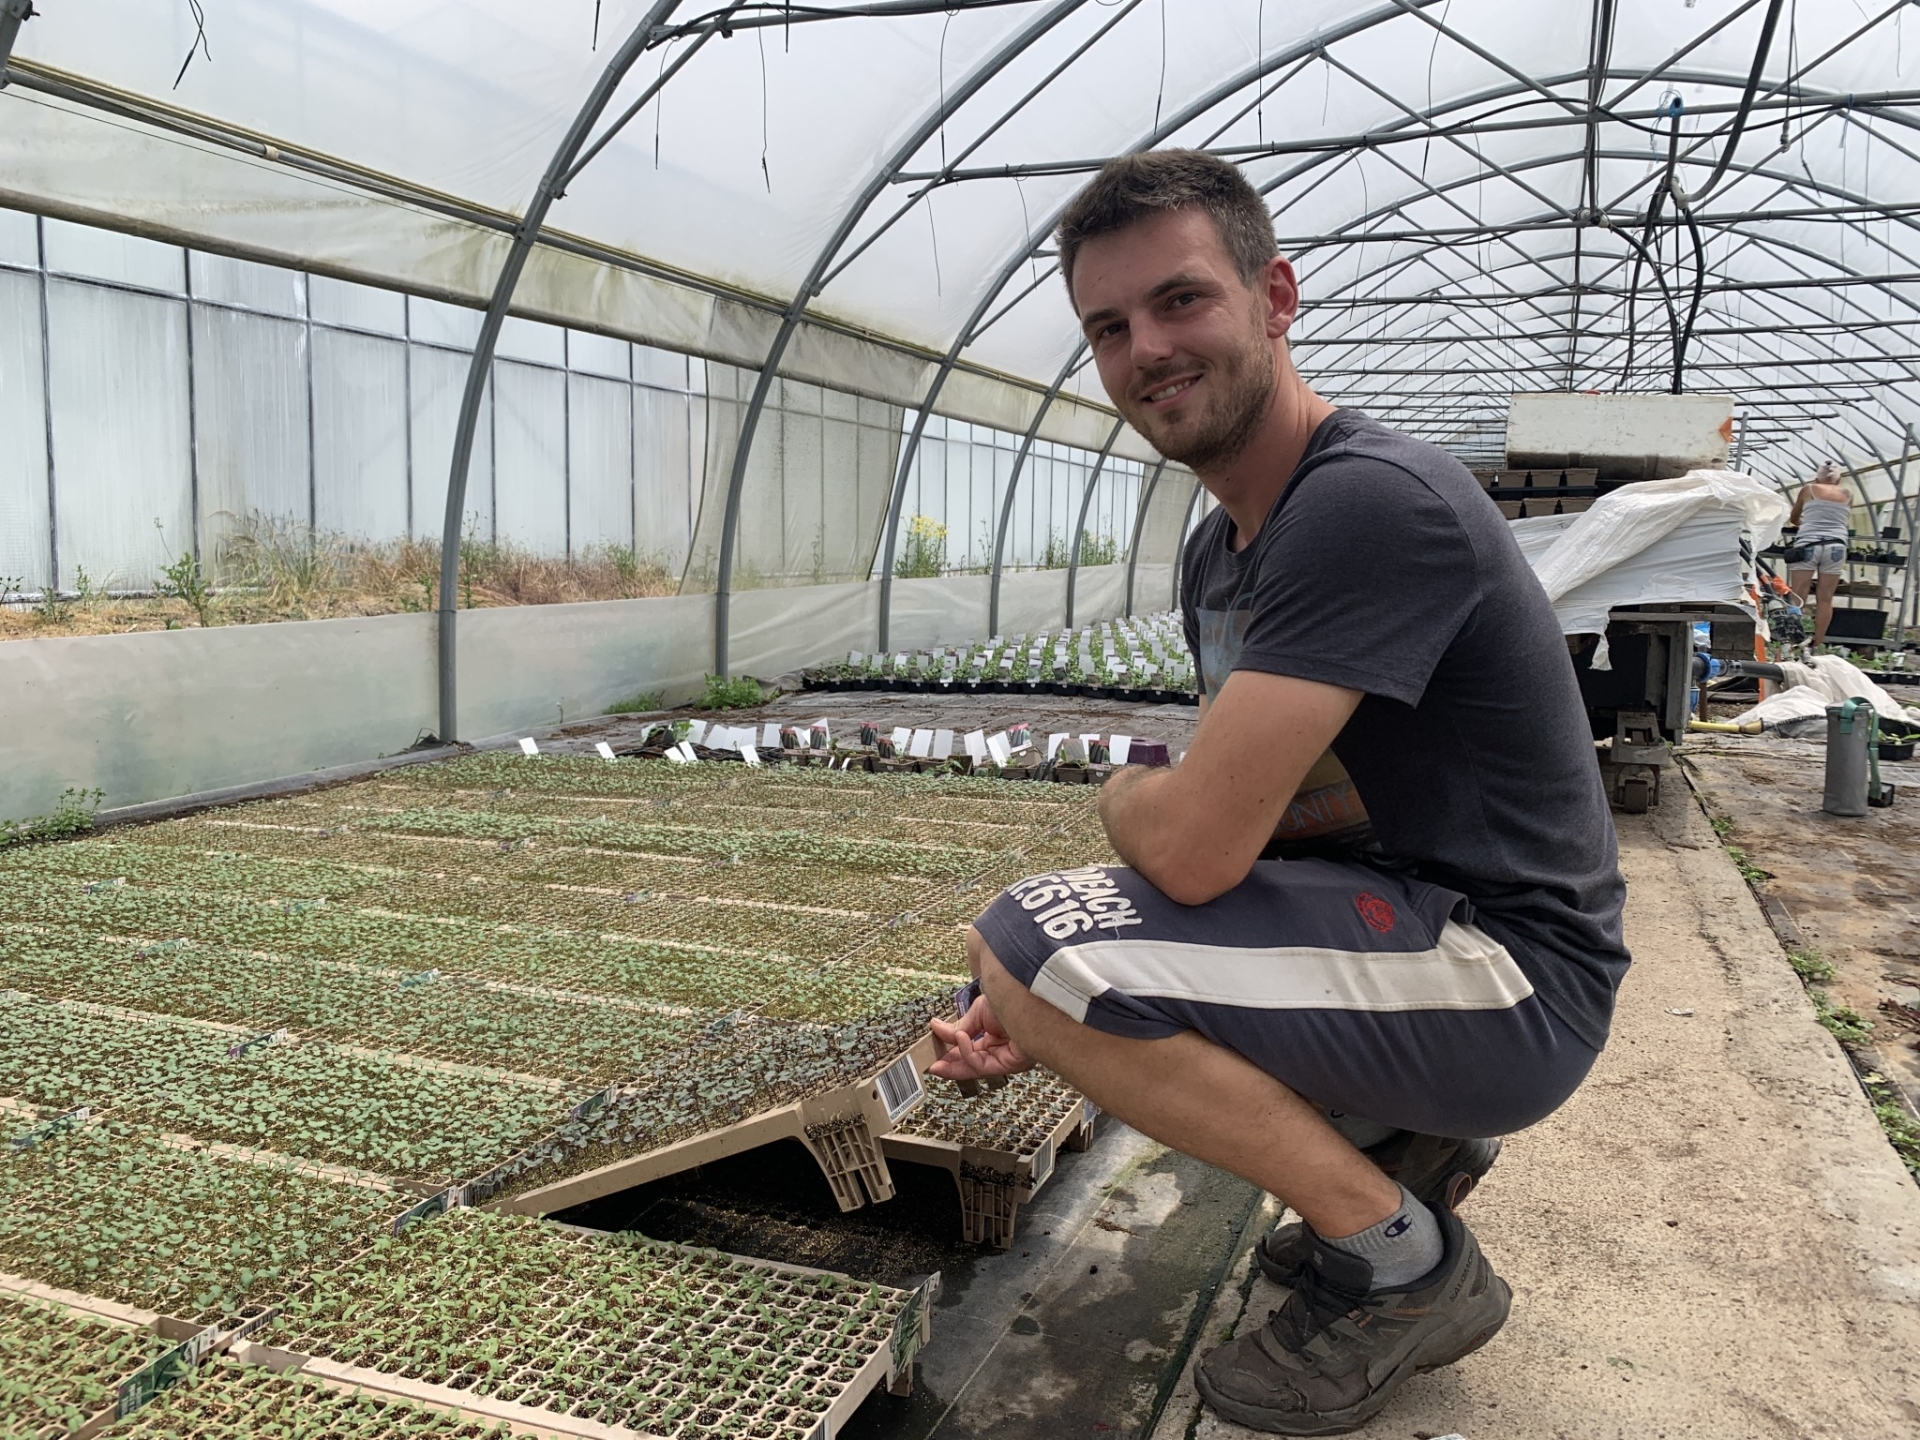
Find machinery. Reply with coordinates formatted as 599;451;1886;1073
1485;393;1765;814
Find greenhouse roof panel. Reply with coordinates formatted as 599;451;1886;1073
8;0;1920;499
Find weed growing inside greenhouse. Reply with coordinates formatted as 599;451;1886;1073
268;1209;914;1439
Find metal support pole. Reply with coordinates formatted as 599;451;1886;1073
1170;476;1204;612
435;1;684;744
0;0;32;81
988;343;1087;636
1063;419;1126;631
1123;460;1169;619
713;0;1086;677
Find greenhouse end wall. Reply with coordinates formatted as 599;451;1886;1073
1;567;1144;818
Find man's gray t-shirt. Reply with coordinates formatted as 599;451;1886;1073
1180;409;1629;1050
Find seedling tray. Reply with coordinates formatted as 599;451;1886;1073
0;1118;399;1330
482;1030;941;1216
235;1209;936;1440
880;1069;1095;1247
0;1280;188;1440
97;1358;557;1439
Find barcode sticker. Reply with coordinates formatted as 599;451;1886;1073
517;737;539;756
1029;1136;1056;1188
876;1053;924;1121
595;741;617;761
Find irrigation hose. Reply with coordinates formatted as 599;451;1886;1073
1690;0;1790;209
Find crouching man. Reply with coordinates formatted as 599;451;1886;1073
929;151;1629;1435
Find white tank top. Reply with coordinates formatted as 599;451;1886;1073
1797;496;1851;543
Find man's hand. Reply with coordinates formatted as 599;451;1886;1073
928;994;1034;1081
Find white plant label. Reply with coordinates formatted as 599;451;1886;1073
932;729;955;759
594;741;616;761
908;728;934;759
762;722;781;748
963;730;988;760
1047;732;1068;759
891;726;912;751
740;744;761;767
986;732;1012;765
687;719;709;745
1111;734;1133;765
517;737;539;756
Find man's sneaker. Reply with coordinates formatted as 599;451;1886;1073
1196;1204;1510;1436
1255;1133;1501;1286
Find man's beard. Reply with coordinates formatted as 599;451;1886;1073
1125;338;1275;473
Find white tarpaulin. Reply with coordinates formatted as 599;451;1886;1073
1512;471;1791;647
1729;655;1920;737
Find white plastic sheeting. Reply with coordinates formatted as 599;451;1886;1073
0;613;437;821
1729;654;1920;736
1511;470;1789;642
0;268;49;590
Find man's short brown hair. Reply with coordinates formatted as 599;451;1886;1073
1055;149;1278;305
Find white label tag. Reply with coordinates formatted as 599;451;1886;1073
594;741;616;761
517;737;539;756
740;744;761;767
891;726;912;751
762;722;781;748
908;728;934;759
876;1053;925;1120
932;729;955;760
986;732;1012;765
848;651;863;666
688;719;709;745
1047;732;1067;759
963;730;988;760
1110;735;1132;765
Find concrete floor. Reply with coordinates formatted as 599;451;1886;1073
533;692;1920;1438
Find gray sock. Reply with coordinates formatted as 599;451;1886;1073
1323;1108;1398;1151
1319;1184;1443;1289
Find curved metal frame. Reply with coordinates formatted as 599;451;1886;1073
1122;459;1169;619
1062;417;1126;630
433;0;686;743
709;0;1087;676
986;341;1088;635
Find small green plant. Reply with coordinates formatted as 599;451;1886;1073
1787;948;1836;984
1808;987;1872;1047
0;787;104;848
699;674;766;710
1708;813;1734;840
155;532;218;627
1722;843;1768;886
1862;1073;1920;1181
71;564;102;609
605;690;664;715
894;515;948;578
1078;530;1121;567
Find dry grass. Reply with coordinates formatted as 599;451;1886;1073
0;515;679;642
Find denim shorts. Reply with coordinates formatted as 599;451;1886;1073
973;857;1600;1140
1794;538;1848;577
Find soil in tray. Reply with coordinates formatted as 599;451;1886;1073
0;995;573;1187
0;1121;396;1326
109;1358;549;1437
266;1208;907;1440
0;1289;177;1438
559;1138;979;1290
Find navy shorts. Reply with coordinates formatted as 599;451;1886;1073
973;857;1599;1139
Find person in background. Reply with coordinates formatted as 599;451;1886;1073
1788;461;1854;649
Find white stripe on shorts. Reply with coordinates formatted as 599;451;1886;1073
1028;919;1534;1023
